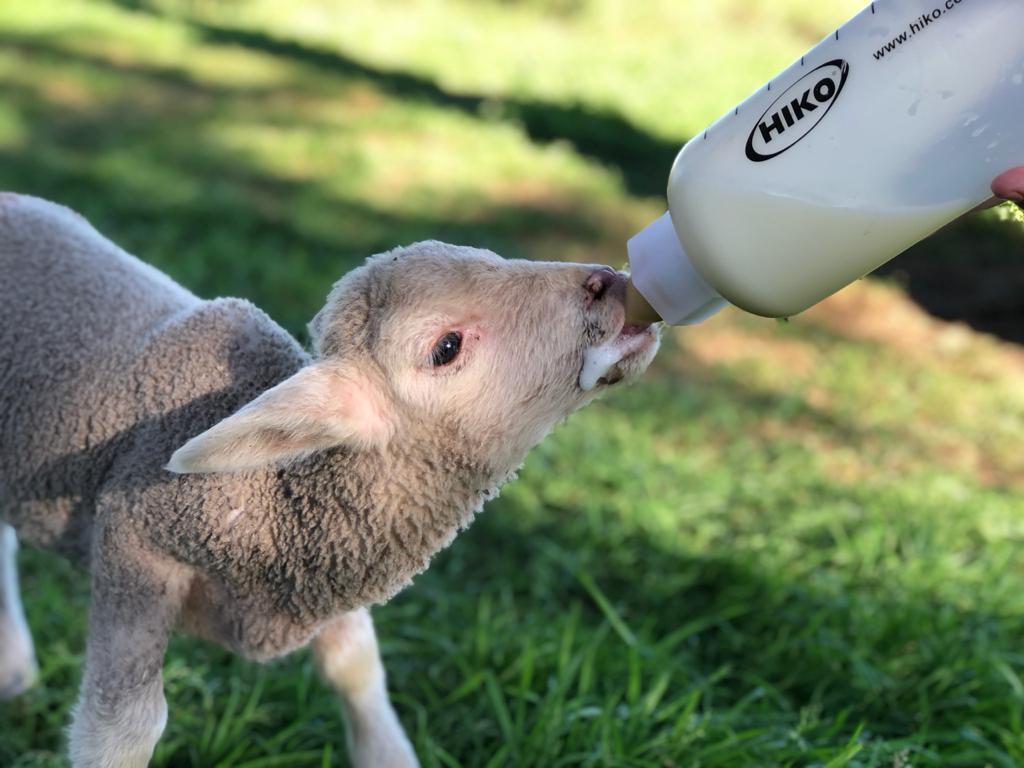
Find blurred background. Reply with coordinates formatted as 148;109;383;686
2;1;1023;765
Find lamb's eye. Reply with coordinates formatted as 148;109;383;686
430;331;462;367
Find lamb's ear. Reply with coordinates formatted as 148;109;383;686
165;361;395;474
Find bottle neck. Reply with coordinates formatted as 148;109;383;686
627;211;728;326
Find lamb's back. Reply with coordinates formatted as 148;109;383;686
0;194;305;559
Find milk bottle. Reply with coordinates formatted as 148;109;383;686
627;0;1024;324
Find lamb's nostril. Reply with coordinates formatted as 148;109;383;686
584;267;617;301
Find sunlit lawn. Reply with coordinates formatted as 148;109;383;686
2;1;1023;765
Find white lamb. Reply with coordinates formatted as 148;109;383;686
0;193;659;767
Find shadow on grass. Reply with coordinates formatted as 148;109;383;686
880;212;1024;344
105;0;686;199
0;34;617;336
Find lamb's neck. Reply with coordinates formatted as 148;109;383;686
268;435;506;621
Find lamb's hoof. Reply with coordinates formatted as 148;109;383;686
0;628;39;700
0;662;38;699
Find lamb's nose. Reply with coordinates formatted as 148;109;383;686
584;267;621;301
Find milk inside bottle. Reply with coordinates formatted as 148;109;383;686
627;0;1024;325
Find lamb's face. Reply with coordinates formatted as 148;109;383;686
312;242;660;466
167;241;660;477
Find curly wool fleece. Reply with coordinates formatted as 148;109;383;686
0;194;658;661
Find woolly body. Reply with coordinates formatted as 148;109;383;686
0;195;506;659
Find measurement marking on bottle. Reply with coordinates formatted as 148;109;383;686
871;2;876;14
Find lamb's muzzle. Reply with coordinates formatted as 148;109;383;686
579;267;660;391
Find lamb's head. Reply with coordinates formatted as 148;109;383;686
167;241;659;477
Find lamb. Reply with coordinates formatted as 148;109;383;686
0;193;660;767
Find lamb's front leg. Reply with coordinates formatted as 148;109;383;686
0;524;38;699
69;538;189;768
312;608;419;768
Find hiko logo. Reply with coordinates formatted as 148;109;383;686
745;59;849;162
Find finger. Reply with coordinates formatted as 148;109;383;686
991;166;1024;205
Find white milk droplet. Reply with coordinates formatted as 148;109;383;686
579;343;622;391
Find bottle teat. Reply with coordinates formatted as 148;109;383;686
627;212;727;326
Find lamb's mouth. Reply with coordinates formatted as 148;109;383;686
578;322;660;391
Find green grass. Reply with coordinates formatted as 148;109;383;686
2;0;1024;765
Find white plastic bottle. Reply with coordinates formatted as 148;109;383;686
627;0;1024;325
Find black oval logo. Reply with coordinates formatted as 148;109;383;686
745;59;849;162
